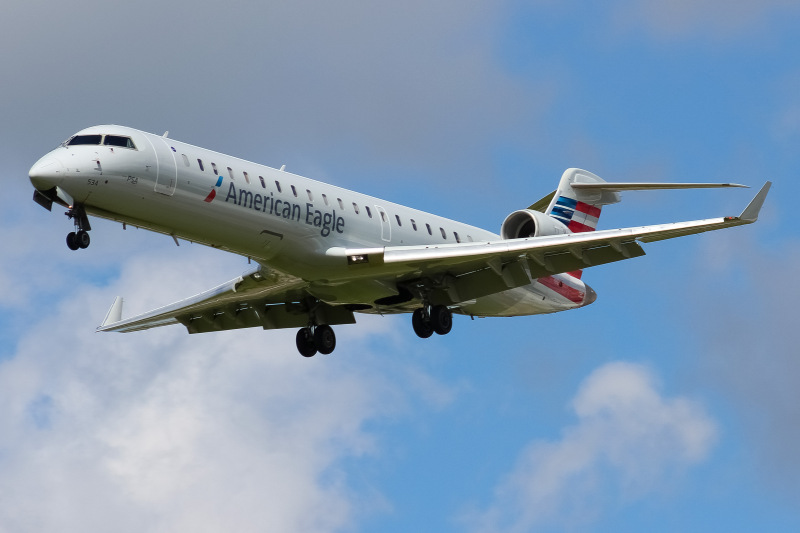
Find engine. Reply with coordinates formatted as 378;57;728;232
500;209;570;239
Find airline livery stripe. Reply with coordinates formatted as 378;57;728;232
568;220;595;233
537;276;585;303
575;202;601;218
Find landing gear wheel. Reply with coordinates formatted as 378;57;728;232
76;230;90;249
66;232;79;251
412;308;434;338
296;328;317;357
314;325;336;355
430;305;453;335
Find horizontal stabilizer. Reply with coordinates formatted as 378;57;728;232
571;182;748;191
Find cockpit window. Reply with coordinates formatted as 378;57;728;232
67;134;102;146
103;135;136;149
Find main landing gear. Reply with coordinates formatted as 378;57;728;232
296;324;336;357
65;204;91;251
412;305;453;338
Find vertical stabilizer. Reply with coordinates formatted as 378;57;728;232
545;169;618;279
545;168;619;234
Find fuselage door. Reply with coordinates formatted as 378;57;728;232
153;137;178;196
375;205;391;242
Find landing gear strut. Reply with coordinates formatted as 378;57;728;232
412;305;453;338
296;324;337;357
65;204;91;251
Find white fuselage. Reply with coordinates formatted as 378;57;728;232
29;125;592;317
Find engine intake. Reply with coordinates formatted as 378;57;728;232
501;209;570;239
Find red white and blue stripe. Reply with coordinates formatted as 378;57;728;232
550;196;601;233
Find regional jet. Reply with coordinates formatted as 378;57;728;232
29;125;771;356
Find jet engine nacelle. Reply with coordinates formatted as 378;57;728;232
501;209;570;239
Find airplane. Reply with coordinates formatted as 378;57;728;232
28;125;771;357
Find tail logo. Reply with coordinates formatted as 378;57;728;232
204;176;224;202
550;196;601;233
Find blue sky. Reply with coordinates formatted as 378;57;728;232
2;1;800;531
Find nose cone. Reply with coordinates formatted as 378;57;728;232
582;284;597;306
29;156;64;190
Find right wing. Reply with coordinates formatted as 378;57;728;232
97;265;355;334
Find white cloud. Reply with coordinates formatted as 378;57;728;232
467;361;717;532
0;237;454;532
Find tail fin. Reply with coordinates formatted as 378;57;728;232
545;169;619;234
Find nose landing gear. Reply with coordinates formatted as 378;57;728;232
65;205;91;251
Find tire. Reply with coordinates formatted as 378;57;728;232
412;308;434;339
314;325;336;355
66;232;79;250
76;230;91;249
296;328;317;357
430;305;452;335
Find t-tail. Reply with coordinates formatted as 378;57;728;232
540;168;748;278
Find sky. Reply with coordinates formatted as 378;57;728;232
2;1;800;531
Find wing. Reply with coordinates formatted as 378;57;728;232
97;265;355;334
329;181;771;303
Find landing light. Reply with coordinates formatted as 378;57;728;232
348;254;369;265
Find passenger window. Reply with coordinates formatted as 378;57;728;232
440;228;447;239
426;223;432;235
291;185;298;197
352;202;359;214
182;154;190;167
243;171;250;184
467;235;474;242
411;219;417;231
395;214;402;227
337;198;345;209
68;134;102;146
197;159;205;171
306;189;313;201
259;176;266;188
275;180;282;193
322;194;329;205
227;167;235;180
380;210;387;222
103;135;136;149
454;231;461;243
365;206;372;218
211;163;218;175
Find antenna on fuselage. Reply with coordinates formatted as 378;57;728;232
280;165;286;171
162;131;169;138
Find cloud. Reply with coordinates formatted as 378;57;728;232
467;361;717;532
691;234;800;501
0;238;454;533
1;0;545;191
612;0;800;40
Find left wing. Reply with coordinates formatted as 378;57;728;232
329;181;771;302
97;265;355;334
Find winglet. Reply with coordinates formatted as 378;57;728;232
99;296;124;329
739;181;772;222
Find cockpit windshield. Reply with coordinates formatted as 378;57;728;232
64;134;137;150
67;134;102;146
104;135;136;149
